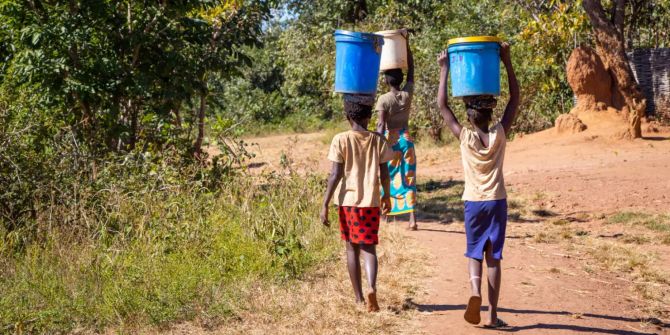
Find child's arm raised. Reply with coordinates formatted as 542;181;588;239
404;29;414;85
320;162;343;226
500;42;520;137
437;50;462;139
379;163;391;214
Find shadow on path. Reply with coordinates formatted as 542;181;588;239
409;302;663;335
642;136;670;141
416;179;465;223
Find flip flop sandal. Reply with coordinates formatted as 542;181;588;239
464;297;482;324
483;318;509;329
464;277;482;324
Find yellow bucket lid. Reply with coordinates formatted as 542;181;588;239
447;36;502;46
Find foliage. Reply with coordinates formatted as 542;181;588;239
624;0;670;48
0;0;271;154
0;159;336;332
214;0;669;138
515;0;591;131
214;0;591;137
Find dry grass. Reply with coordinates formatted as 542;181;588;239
583;240;670;317
508;205;670;319
608;212;670;233
140;224;428;334
618;234;652;245
530;221;577;244
320;121;352;145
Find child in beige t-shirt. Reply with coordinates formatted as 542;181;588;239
436;43;520;329
321;96;394;312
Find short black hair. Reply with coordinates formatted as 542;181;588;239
466;108;493;127
384;68;404;87
344;101;372;123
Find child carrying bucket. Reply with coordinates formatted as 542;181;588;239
323;30;392;312
437;41;520;328
375;29;418;230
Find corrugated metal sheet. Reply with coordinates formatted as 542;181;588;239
628;48;670;123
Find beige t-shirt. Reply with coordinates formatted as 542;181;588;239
327;130;394;207
460;122;507;201
375;83;414;130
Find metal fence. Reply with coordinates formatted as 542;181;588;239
628;48;670;123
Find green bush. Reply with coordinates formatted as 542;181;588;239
0;146;336;332
1;72;337;333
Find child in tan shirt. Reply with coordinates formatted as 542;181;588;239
437;43;519;328
321;95;394;312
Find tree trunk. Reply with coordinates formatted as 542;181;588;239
129;100;138;150
173;106;182;129
347;0;368;23
583;0;646;139
612;0;626;41
193;91;207;159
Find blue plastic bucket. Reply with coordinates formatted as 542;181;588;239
448;37;501;97
334;30;384;94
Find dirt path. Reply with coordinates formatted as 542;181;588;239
406;220;658;335
242;127;670;334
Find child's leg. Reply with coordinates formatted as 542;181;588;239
345;242;364;302
360;244;379;312
468;257;483;297
464;256;484;324
360;244;378;292
484;241;502;325
409;211;418;230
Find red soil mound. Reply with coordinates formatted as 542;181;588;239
554;46;638;139
566;46;612;114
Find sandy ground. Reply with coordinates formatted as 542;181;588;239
408;220;660;335
236;125;670;334
244;127;670;214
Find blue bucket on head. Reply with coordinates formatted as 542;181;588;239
448;36;502;97
334;30;384;94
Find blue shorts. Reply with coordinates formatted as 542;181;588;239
464;199;508;260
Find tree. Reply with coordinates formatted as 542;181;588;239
0;0;272;157
583;0;646;138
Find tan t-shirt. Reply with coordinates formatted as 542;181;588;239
375;83;414;130
460;122;507;201
327;130;394;207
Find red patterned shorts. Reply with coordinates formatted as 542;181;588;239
338;206;381;245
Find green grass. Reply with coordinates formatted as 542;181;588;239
0;171;337;333
607;212;670;232
241;115;342;138
416;179;465;222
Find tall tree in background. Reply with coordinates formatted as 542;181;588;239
583;0;646;138
1;0;271;157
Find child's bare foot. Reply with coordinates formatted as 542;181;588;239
464;295;482;324
366;291;380;312
408;222;418;231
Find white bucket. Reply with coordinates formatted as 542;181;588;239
376;29;408;71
